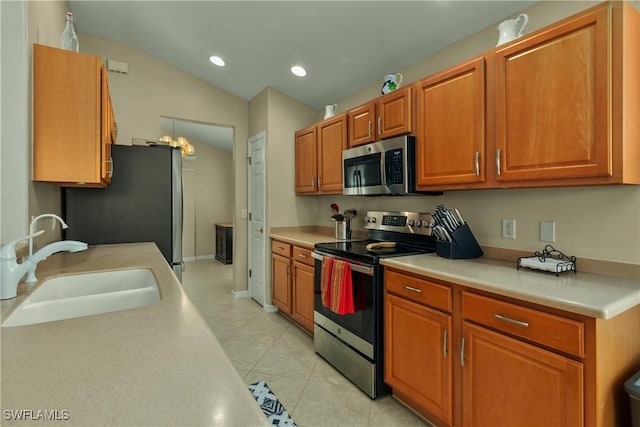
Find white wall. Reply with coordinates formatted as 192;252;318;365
79;34;250;291
321;0;640;265
0;0;29;244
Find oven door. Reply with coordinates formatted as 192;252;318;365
312;250;377;359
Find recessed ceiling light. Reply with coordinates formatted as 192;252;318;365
291;65;307;77
209;55;225;67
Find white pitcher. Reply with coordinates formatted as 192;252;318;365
324;103;337;119
381;73;403;95
496;14;529;46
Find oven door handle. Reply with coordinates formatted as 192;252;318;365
311;251;374;276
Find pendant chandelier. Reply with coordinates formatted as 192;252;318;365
158;135;196;158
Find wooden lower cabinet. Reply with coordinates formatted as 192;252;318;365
385;293;453;425
461;322;583;427
291;261;314;333
271;253;291;314
383;267;640;427
271;240;315;334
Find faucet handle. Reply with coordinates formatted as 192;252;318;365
1;230;45;260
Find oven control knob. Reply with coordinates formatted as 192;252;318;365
415;220;422;227
407;219;415;226
371;217;376;223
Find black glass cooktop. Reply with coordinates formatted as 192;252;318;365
314;239;434;264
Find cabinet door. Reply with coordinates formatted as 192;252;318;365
294;126;318;193
494;7;610;182
272;254;292;314
348;102;376;147
292;261;315;334
33;44;104;186
385;293;453;425
100;66;113;183
378;87;412;140
317;114;347;193
462;322;583;427
416;57;486;188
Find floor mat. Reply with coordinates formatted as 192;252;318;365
248;381;297;427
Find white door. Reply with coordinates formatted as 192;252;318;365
248;132;266;306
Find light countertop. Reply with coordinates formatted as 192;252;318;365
383;254;640;319
0;243;270;427
270;228;639;320
269;226;366;249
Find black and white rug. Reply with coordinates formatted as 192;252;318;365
248;381;297;427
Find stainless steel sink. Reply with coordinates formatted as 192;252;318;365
2;268;161;327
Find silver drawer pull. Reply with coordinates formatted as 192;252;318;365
403;285;422;293
494;313;529;328
298;253;308;258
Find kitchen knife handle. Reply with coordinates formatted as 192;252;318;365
474;151;480;176
496;149;501;175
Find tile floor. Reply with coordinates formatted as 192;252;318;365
182;259;432;427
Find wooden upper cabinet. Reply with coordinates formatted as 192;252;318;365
416;57;486;189
494;3;638;184
295;114;346;195
348;87;413;147
294;125;318;193
33;44;114;187
348;102;376;147
317;114;348;193
377;86;413;140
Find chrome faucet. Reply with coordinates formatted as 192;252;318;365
0;217;88;300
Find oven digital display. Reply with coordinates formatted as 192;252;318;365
381;215;407;226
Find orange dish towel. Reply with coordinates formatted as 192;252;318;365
330;259;355;315
320;257;334;308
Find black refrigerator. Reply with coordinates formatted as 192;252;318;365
63;144;183;281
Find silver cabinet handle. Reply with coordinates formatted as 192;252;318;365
494;313;529;328
460;337;465;367
318;176;321;188
402;285;422;293
298;253;308;258
367;120;372;138
377;116;381;135
496;149;501;175
474;151;480;176
443;330;448;358
107;158;113;178
276;246;285;250
311;176;315;188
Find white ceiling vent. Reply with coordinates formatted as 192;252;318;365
106;59;129;74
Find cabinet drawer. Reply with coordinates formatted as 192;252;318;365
271;240;292;257
292;246;314;266
462;292;584;357
385;269;452;313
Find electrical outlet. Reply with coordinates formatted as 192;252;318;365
502;218;516;239
540;221;556;242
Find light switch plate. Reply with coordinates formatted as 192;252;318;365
540;221;556;242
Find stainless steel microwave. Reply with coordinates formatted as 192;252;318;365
342;135;418;196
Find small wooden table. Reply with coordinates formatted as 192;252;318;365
215;223;233;264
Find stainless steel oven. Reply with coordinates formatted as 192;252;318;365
312;211;436;398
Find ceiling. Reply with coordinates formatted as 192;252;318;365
69;1;536;150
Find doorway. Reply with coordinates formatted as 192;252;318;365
247;132;268;307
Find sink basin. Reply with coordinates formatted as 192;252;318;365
2;268;161;327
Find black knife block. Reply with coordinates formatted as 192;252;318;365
436;223;483;259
